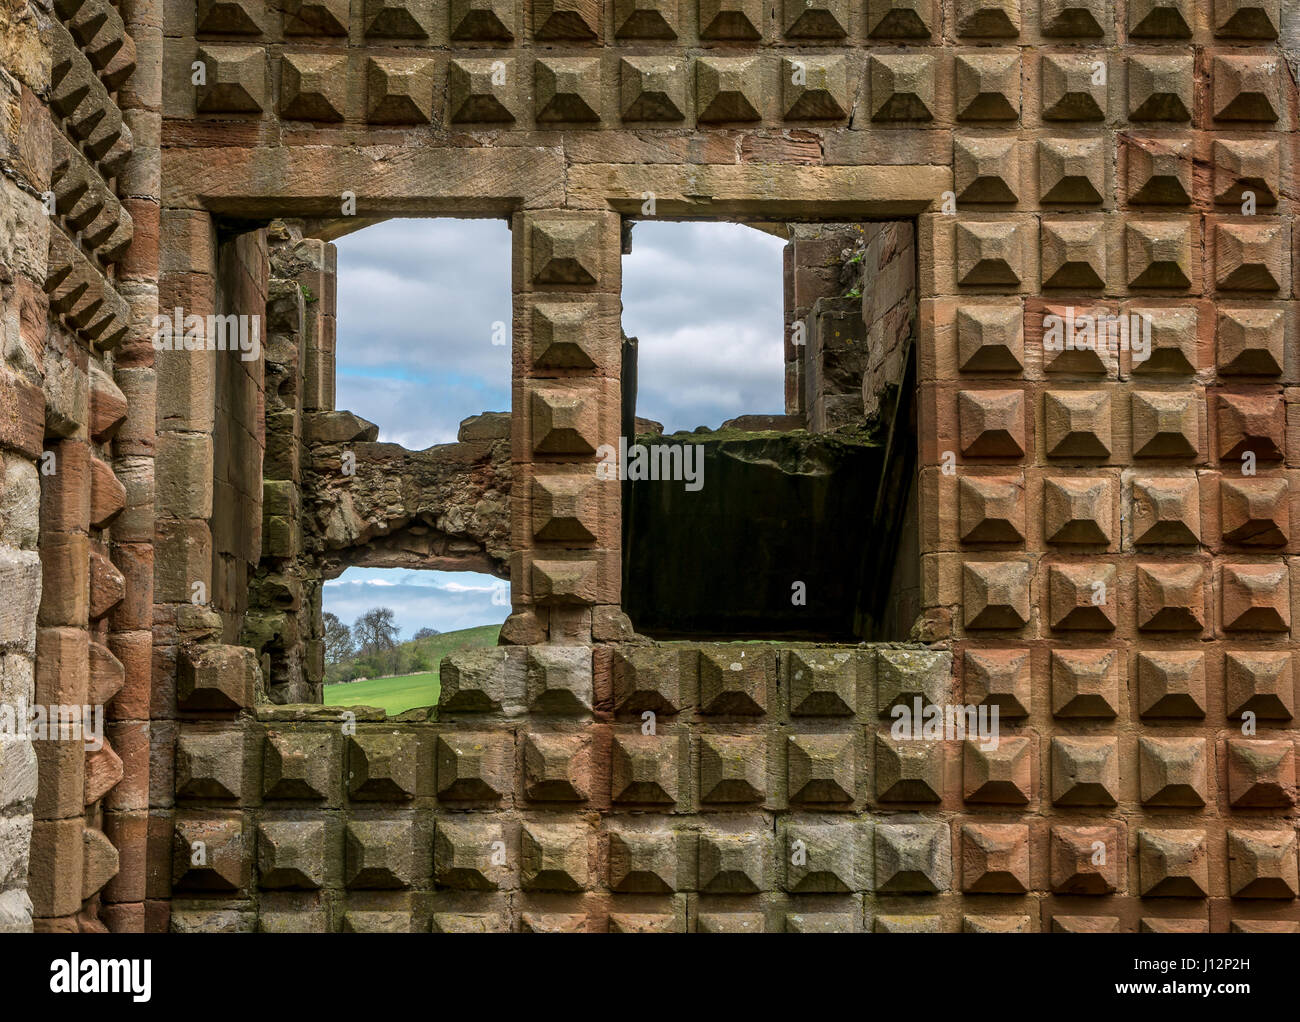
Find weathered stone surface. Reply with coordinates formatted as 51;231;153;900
172;815;247;892
81;826;119;900
195;45;265;114
784;822;856;892
696;57;763;123
535;58;601;123
522;731;587;801
434;817;510;889
176;730;244;800
0;460;40;551
521;820;590;891
436;732;512;801
280;53;347;123
699;827;770;893
607;827;678;892
449;59;517;124
0;550;41;651
177;644;258;711
611;733;681;805
438;647;511;712
9;0;1298;938
525;645;592;713
345;818;419;889
83;743;124;805
365;57;435;124
264;730;340;801
348;733;418;801
875;822;949;893
258;820;328;889
309;429;510;578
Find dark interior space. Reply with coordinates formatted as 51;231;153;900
618;220;920;642
622;427;889;640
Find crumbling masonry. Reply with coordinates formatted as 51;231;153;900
1;0;1300;932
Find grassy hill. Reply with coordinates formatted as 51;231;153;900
323;623;501;714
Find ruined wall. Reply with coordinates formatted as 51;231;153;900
783;224;862;421
245;408;514;703
243;223;331;704
791;221;918;431
211;230;268;645
780;218;917;444
0;10;47;928
855;221;918;421
308;417;512;581
838;222;921;638
805;296;868;431
778;225;922;639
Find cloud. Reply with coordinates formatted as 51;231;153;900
333;218;787;445
323;567;507;637
440;580;501;593
622;221;787;431
334;218;513;449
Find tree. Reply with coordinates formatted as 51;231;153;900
322;612;354;665
354;607;400;676
413;627;440;641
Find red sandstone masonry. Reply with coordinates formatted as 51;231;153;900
0;0;158;933
162;0;1300;932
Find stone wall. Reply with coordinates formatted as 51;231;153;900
783;223;862;421
785;221;917;434
855;222;918;422
169;640;975;933
0;26;47;927
169;634;1300;932
243;410;514;703
211;229;269;645
244;223;330;704
0;0;161;932
779;223;922;639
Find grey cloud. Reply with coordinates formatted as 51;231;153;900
334;218;787;445
623;221;787;431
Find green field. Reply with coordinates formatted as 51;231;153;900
323;623;501;714
323;671;440;715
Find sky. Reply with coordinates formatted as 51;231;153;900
323;567;506;640
621;220;787;432
324;217;786;637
